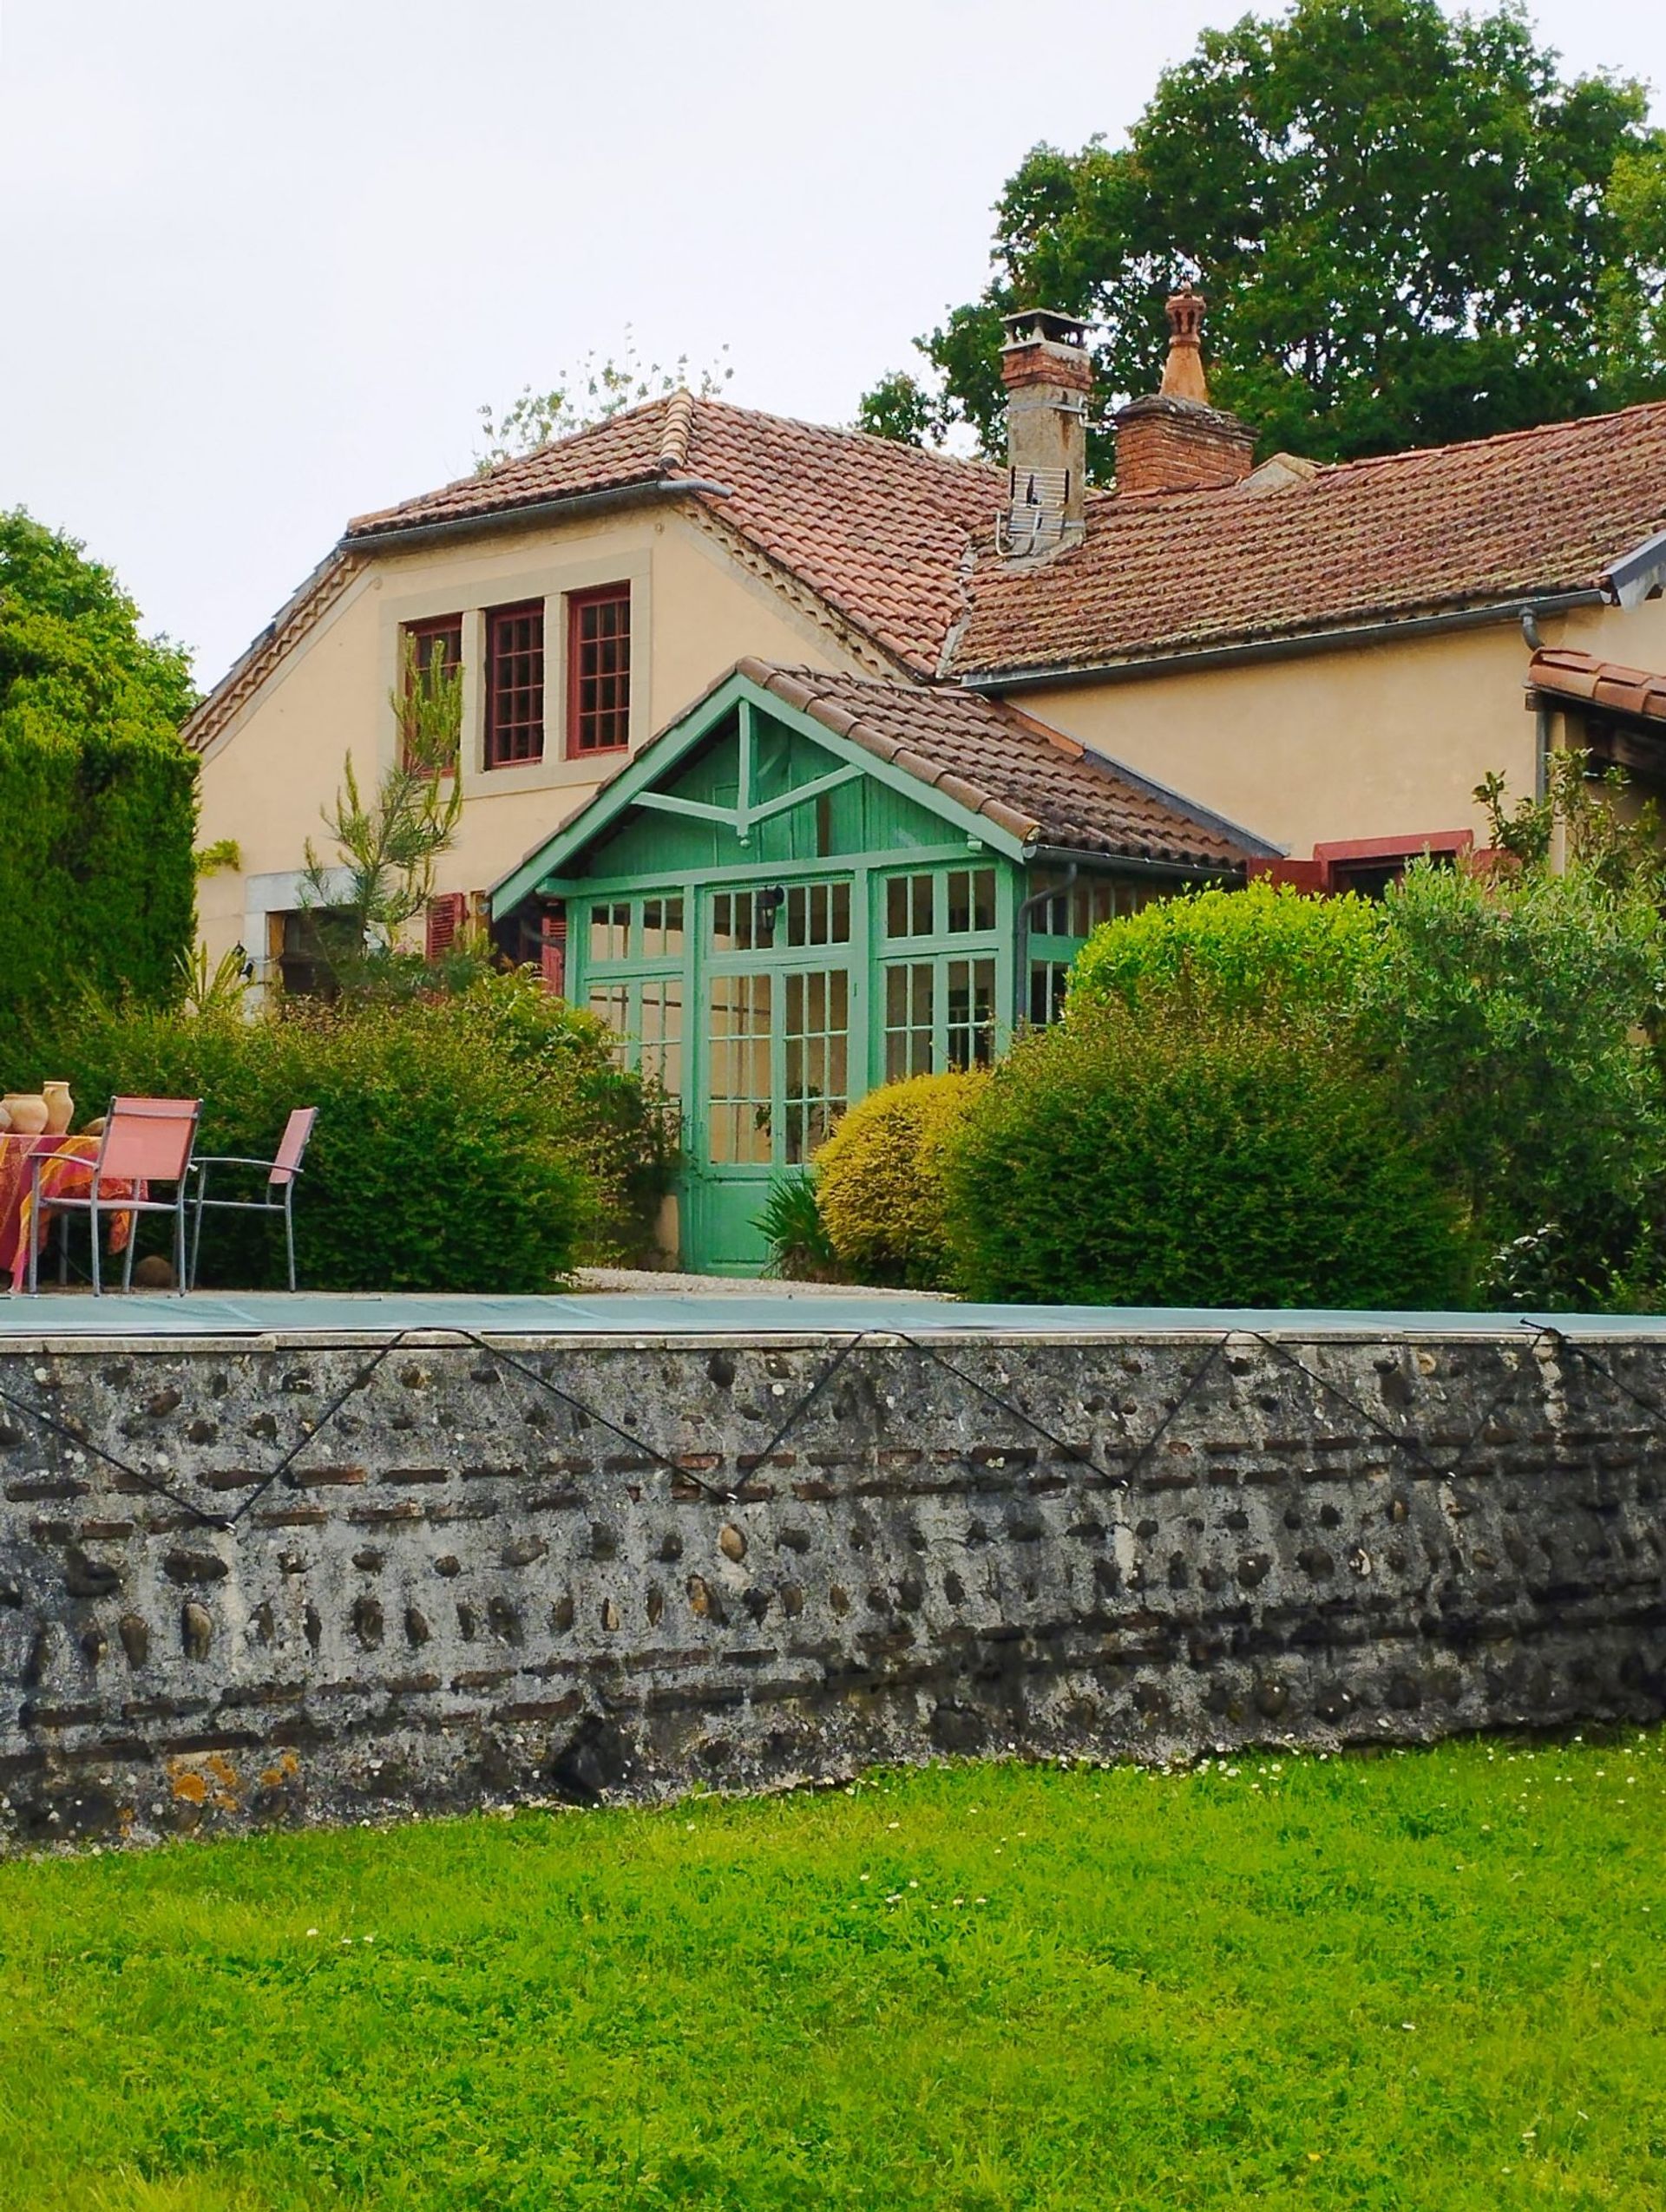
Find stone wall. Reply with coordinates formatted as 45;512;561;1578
2;1324;1663;1849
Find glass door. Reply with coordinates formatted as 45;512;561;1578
686;884;856;1272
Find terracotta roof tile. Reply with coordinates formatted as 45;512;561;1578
191;392;1666;758
347;395;997;674
737;662;1269;869
1528;645;1666;723
954;399;1666;677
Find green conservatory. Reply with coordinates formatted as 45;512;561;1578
491;662;1264;1273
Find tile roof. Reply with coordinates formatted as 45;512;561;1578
736;661;1269;869
347;396;999;675
1527;645;1666;724
953;399;1666;677
187;389;1666;760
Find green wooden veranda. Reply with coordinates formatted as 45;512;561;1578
491;660;1272;1273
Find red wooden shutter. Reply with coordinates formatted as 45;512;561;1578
540;907;567;996
425;892;468;959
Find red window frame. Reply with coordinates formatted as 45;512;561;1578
567;584;631;758
405;612;463;684
402;614;463;771
485;601;545;768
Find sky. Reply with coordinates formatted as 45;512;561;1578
3;0;1666;688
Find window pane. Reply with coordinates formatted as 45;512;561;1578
485;602;544;768
402;617;463;773
781;880;851;947
589;902;630;964
587;984;630;1059
883;961;935;1082
712;891;759;953
947;957;996;1070
1028;960;1070;1026
784;967;849;1162
885;874;933;939
707;973;772;1164
641;895;684;958
567;586;631;756
948;868;996;934
639;979;684;1102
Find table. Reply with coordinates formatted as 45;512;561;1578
0;1134;135;1293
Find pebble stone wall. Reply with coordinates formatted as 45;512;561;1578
2;1323;1663;1850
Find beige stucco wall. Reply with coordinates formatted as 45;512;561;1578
1023;596;1666;859
194;505;871;972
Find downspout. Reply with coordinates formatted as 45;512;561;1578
1520;607;1567;874
1013;861;1076;1029
1521;611;1551;804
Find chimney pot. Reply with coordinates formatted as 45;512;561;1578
1114;282;1256;494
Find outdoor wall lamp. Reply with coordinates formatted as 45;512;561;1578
757;884;786;940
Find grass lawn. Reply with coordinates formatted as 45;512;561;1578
1;1735;1663;2210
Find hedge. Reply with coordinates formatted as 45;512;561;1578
815;1071;988;1288
942;1007;1475;1310
0;510;199;1043
17;985;633;1293
1361;857;1666;1304
1069;877;1383;1023
0;723;196;1043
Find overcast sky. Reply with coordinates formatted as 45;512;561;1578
3;0;1666;686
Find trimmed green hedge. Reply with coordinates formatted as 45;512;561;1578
1069;876;1383;1022
815;1071;988;1288
942;1008;1475;1310
0;510;198;1039
0;725;197;1036
23;987;626;1293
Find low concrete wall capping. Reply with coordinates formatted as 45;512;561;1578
2;1322;1663;1850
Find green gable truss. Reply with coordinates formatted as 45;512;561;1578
491;660;1271;1273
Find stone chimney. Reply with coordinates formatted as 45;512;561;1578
1114;285;1256;494
998;309;1092;556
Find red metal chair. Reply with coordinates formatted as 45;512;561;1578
188;1107;318;1293
27;1096;202;1296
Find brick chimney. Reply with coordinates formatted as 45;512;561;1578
998;309;1092;556
1114;285;1256;494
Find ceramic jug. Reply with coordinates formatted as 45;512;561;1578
0;1095;49;1137
42;1082;74;1136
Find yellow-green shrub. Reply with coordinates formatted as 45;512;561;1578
815;1071;988;1288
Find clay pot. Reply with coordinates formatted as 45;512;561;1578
41;1082;74;1136
0;1094;49;1137
0;1101;10;1135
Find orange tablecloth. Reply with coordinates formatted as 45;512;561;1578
0;1134;136;1293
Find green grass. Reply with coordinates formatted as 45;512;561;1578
2;1735;1663;2210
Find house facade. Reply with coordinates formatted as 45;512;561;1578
184;293;1666;1263
189;396;996;984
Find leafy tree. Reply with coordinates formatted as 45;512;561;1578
476;330;733;468
0;507;195;737
300;636;466;996
865;0;1666;469
853;370;949;449
1361;854;1666;1306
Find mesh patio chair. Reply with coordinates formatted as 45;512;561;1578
188;1107;317;1293
27;1096;202;1296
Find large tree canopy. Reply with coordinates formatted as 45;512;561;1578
0;508;195;744
0;511;199;1037
860;0;1666;471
